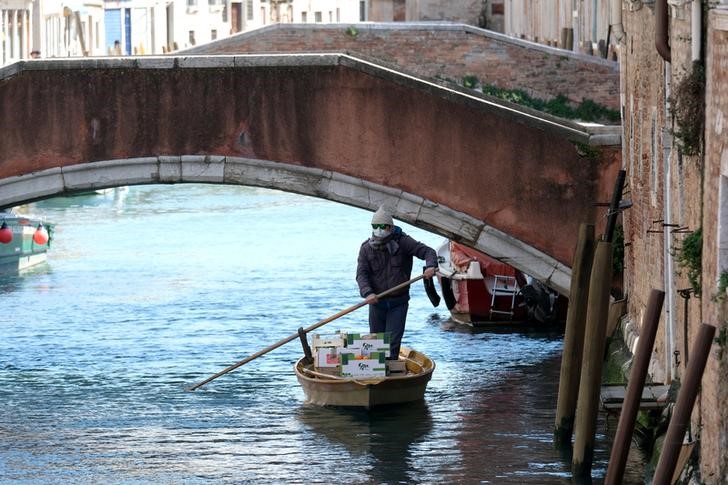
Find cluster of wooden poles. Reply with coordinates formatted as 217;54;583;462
553;170;716;483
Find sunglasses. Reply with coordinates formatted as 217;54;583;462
372;224;390;230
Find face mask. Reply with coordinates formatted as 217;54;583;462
373;228;391;238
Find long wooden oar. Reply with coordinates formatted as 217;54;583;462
186;274;426;391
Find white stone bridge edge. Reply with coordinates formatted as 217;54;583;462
0;155;572;295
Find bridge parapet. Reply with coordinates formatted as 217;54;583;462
183;22;621;112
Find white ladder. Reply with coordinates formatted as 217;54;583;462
489;275;518;320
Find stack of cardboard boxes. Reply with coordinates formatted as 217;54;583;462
311;331;403;378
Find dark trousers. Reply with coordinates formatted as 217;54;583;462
368;295;409;359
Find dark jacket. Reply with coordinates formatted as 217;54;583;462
356;227;438;299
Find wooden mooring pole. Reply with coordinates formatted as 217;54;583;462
572;169;625;477
554;223;595;446
572;240;613;478
652;323;717;485
604;289;665;485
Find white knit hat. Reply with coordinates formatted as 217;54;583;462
371;206;394;225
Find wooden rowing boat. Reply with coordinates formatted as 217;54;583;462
294;346;435;409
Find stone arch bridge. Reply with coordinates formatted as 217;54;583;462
0;54;620;295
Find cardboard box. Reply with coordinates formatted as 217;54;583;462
359;341;390;358
340;351;386;378
346;332;391;345
386;359;407;375
346;332;391;357
311;332;346;350
314;348;341;368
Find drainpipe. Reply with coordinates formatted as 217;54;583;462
610;0;625;43
662;26;675;378
691;0;701;61
664;119;676;381
592;0;598;43
656;0;671;62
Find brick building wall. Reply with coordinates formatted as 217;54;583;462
184;23;620;111
621;3;728;482
700;11;728;483
406;0;485;25
620;5;670;382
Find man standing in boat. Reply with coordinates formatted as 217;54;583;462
356;206;438;359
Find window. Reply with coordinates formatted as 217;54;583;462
329;11;332;22
246;0;253;20
359;1;366;21
211;29;217;40
336;8;340;22
719;174;728;277
187;0;197;6
314;11;321;22
189;30;196;45
301;11;307;22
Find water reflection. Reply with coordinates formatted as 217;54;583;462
0;274;24;293
449;354;571;483
435;315;566;338
297;401;433;483
32;187;129;209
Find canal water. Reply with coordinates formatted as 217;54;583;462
1;184;644;483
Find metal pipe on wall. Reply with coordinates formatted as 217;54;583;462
691;0;701;61
610;0;625;43
655;0;671;62
664;118;676;381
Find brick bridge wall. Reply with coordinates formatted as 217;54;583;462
0;55;621;294
184;23;620;112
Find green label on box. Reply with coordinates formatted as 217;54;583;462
346;332;391;344
339;352;357;365
340;352;386;365
368;352;386;363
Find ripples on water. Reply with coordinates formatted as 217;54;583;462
1;185;640;483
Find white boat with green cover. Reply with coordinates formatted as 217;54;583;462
294;346;435;409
